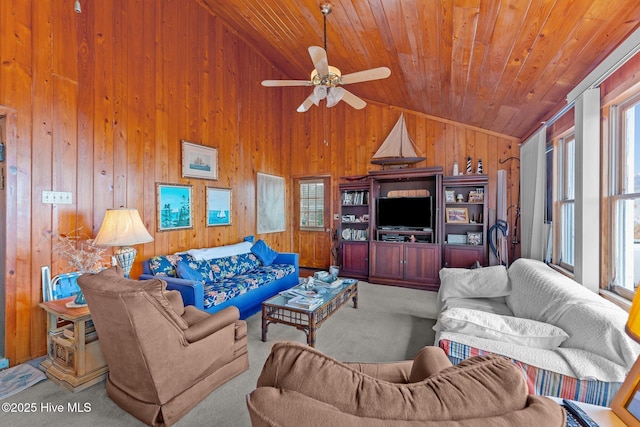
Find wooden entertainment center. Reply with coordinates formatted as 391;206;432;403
339;167;489;291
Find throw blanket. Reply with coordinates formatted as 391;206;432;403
507;259;639;372
437;259;640;382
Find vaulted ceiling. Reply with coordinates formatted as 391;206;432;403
197;0;640;139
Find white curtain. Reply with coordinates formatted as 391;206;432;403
520;129;546;260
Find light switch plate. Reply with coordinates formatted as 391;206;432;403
42;191;72;204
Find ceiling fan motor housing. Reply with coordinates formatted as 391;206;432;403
311;66;341;87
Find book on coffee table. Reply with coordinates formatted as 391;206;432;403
285;295;322;310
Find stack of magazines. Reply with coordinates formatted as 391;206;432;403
285;295;323;310
279;287;323;310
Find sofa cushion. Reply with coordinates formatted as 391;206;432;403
434;308;569;349
438;265;510;310
251;239;279;266
148;254;186;277
202;264;295;309
187;241;253;260
209;253;261;281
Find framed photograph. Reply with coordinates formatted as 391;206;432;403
257;172;286;234
467;231;482;245
445;190;456;203
445;207;469;223
181;140;218;180
468;190;484;202
447;234;467;244
156;183;193;231
206;187;231;227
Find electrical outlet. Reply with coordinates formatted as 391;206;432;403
42;191;73;204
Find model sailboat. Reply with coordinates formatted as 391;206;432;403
371;112;425;167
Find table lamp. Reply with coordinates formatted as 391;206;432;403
612;290;640;424
93;208;153;278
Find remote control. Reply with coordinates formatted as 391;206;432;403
562;399;599;427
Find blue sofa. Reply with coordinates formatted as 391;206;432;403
139;243;299;319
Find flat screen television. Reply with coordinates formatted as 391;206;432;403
376;196;432;230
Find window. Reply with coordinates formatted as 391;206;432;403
611;93;640;293
298;179;325;230
558;134;575;271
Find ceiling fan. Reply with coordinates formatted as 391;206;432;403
261;3;391;112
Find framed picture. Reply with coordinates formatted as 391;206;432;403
467;231;482;245
181;140;218;180
445;190;456;203
156;183;193;231
468;190;484;202
257;172;286;234
206;187;231;227
445;207;469;223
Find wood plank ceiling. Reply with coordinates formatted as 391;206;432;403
197;0;640;139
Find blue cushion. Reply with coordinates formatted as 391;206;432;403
176;261;201;282
176;259;212;283
251;239;278;266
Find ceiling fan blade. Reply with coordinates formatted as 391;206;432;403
262;79;312;87
340;67;391;85
341;89;367;110
308;46;329;76
326;87;345;108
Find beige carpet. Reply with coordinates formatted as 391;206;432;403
0;282;438;427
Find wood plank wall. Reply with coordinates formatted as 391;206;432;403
0;0;521;365
289;102;522;266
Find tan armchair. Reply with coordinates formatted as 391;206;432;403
247;341;565;426
78;266;248;426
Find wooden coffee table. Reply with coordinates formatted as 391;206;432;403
261;280;358;347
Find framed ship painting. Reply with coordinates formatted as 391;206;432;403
181;140;218;180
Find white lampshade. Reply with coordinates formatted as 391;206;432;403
94;208;153;277
94;208;153;247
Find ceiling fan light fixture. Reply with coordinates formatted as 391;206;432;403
326;87;345;107
313;86;327;103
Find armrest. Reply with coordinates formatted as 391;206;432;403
139;274;205;309
183;306;240;343
273;252;298;266
274;252;299;277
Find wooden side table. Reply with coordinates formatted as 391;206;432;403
39;296;108;392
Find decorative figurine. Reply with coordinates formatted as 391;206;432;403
453;160;459;176
477;158;483;174
466;156;472;174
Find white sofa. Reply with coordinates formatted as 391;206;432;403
434;258;640;406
